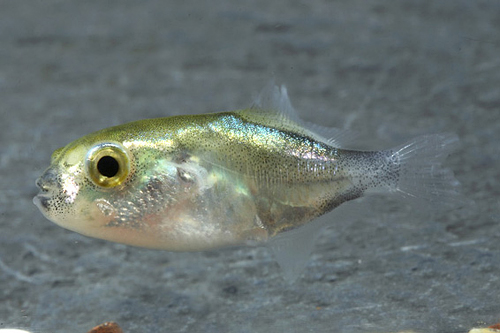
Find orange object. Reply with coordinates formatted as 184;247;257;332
87;322;124;333
488;323;500;330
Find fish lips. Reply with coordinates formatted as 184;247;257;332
33;167;59;211
33;194;51;211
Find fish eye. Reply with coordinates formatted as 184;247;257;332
86;143;130;188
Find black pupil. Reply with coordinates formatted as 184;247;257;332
97;156;119;177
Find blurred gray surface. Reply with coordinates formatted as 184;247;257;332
1;1;499;332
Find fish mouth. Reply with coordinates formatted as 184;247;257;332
36;177;51;193
33;192;51;210
33;182;54;210
33;168;59;210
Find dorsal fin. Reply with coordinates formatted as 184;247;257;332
251;80;301;123
251;81;360;149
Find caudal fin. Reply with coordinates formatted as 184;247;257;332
390;133;464;209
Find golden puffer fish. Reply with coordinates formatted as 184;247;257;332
34;84;459;254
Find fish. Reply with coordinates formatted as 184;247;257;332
33;84;461;276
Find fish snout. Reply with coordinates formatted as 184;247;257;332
34;168;60;211
36;168;59;192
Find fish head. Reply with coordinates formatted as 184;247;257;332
33;127;204;249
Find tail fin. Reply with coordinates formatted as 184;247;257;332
389;133;463;209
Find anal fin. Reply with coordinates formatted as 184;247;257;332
268;214;330;282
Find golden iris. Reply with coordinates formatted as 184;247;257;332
86;142;130;188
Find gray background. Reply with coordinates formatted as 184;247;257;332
1;1;499;332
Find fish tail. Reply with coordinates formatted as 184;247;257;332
387;133;463;209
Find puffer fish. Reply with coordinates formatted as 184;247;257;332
34;84;460;263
